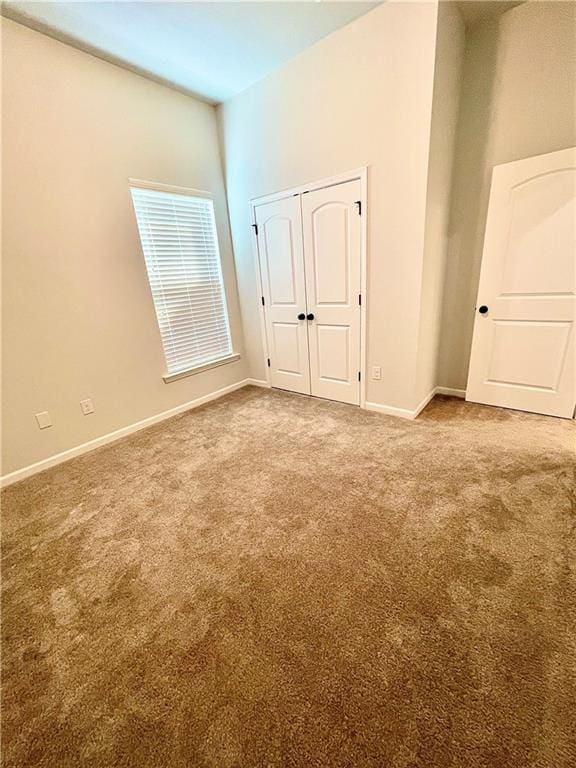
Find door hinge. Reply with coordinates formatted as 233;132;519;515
252;223;258;236
358;294;362;306
358;371;361;382
355;200;362;216
261;296;265;306
267;358;271;367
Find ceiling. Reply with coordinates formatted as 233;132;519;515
3;1;381;103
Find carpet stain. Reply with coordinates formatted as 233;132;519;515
1;388;575;768
49;587;78;627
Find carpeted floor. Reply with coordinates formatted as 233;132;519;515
1;386;575;768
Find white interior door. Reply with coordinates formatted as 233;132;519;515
255;196;311;395
301;180;362;405
466;147;576;418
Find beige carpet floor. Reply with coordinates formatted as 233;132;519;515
1;386;575;768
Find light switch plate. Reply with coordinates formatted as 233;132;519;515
35;411;52;429
372;366;382;380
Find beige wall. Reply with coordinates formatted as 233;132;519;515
438;0;576;390
1;19;248;476
416;1;465;403
219;1;440;412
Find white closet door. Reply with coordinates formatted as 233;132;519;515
255;196;311;395
466;147;576;418
301;180;362;405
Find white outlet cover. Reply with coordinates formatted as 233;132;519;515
35;411;52;429
80;398;94;415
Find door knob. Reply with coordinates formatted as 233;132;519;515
307;313;315;321
297;313;306;320
479;305;488;314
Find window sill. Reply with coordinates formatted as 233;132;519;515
163;353;241;383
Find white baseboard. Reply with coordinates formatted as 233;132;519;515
244;378;271;388
435;387;466;399
413;388;437;418
1;378;253;488
365;401;418;420
365;386;466;421
365;387;435;420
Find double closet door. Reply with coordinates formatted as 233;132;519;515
255;178;362;406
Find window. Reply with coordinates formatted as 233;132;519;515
130;184;237;381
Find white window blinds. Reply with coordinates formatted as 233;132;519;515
130;186;234;377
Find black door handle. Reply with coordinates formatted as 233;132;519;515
307;313;315;321
478;305;488;314
297;313;306;320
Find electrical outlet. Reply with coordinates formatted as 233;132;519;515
372;366;382;380
80;398;95;416
35;411;52;429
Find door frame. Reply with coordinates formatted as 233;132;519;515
250;166;368;408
